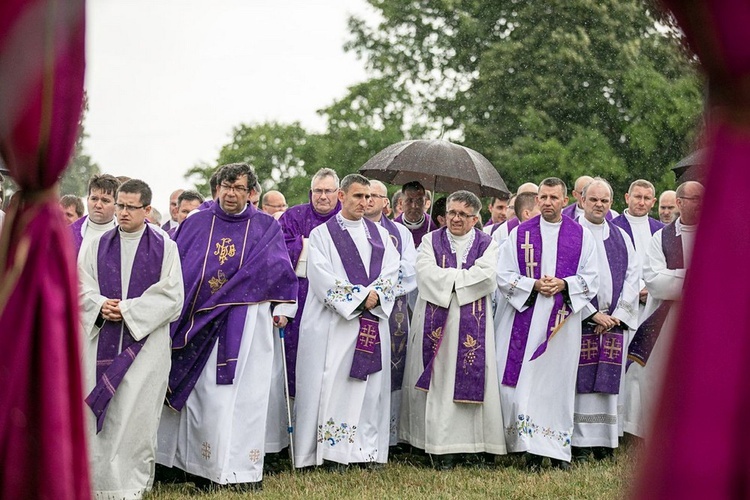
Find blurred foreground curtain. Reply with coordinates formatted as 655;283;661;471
0;0;90;498
635;1;750;498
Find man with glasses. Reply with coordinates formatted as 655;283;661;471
261;189;287;217
158;163;297;491
294;174;399;469
70;173;120;256
495;177;599;469
79;179;184;498
400;190;506;469
623;181;704;440
394;181;437;246
161;189;184;232
364;179;418;450
278;168;342;399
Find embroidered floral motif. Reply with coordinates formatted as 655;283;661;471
447;231;476;265
317;418;357;446
505;275;521;301
335;213;371;239
506;414;571;447
208;269;228;294
325;280;361;309
462;333;481;372
370;276;394;304
576;275;590;300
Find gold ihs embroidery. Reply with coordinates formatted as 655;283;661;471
214;237;236;265
208;270;227;294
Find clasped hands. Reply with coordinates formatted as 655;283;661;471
591;312;620;334
363;290;380;311
100;299;122;322
533;275;566;298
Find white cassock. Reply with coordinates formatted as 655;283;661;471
494;218;599;462
294;214;400;467
79;225;183;499
622;218;696;438
77;216;117;259
385;220;418;446
399;230;506;455
573;219;639;449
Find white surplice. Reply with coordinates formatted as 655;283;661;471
494;217;599;462
79;225;184;500
293;214;400;467
77;215;117;259
573;219;639;449
622;218;696;438
399;230;506;455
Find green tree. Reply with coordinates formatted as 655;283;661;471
60;94;100;196
340;0;703;200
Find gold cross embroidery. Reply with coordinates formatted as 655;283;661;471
581;338;598;360
521;231;537;278
551;303;569;334
359;323;378;348
603;337;622;360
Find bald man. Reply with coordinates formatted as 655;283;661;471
162;189;184;231
658;190;678;224
262;190;287;216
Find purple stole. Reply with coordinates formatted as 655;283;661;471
611;214;663;247
502;215;583;387
167;203;297;410
395;212;436;245
415;228;492;403
627;221;683;368
325;216;386;380
576;221;627;394
84;226;164;433
378;216;410;392
69;215;87;254
564;204;615;221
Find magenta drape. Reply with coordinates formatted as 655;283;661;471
0;0;90;498
634;1;750;498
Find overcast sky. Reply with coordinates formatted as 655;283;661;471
85;0;376;217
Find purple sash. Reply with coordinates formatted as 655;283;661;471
611;215;664;247
325;216;386;380
627;221;682;368
564;204;615;221
379;216;410;392
167;203;297;410
85;226;164;432
502;215;583;387
577;221;628;394
69;215;86;254
415;228;492;403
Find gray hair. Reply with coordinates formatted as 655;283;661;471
446;190;482;215
340;173;370;192
539;177;568;198
581;177;613;199
311;168;339;189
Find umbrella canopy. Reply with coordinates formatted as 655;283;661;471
671;148;707;183
359;139;510;198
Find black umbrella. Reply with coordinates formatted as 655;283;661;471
359;139;510;198
671;148;706;183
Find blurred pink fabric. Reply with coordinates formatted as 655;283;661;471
0;0;91;498
635;1;750;498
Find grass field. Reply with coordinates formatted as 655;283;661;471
148;446;639;499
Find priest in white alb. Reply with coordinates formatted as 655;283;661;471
399;190;506;469
79;179;184;499
294;174;400;468
494;177;599;467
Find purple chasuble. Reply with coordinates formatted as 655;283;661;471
415;228;492;403
324;216;386;380
395;212;436;245
85;225;164;433
278;194;341;397
627;221;683;368
69;214;87;254
611;214;664;247
167;202;297;410
502;215;583;387
378;216;410;392
577;221;628;394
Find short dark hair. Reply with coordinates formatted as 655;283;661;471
539;177;568;198
514;192;537;219
401;180;426;195
431;196;447;226
117;179;152;206
177;190;204;206
340;173;370;192
446;190;482;214
489;193;510;205
216;163;257;190
209;169;221;197
391;191;403;208
60;194;84;217
88;174;120;197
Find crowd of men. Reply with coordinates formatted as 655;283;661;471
56;165;701;497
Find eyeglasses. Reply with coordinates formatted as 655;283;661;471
370;194;388;200
220;183;249;194
678;196;703;202
312;188;337;196
447;210;477;220
115;203;146;212
264;203;287;209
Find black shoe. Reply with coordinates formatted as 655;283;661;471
572;446;594;463
593;446;615;460
322;460;349;473
430;453;460;471
153;464;187;484
522;452;544;472
549;458;571;471
466;452;495;469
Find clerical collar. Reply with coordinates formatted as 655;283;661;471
87;217;115;229
623;210;648;223
675;217;697;235
402;213;425;229
218;203;248;216
540;216;562;226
